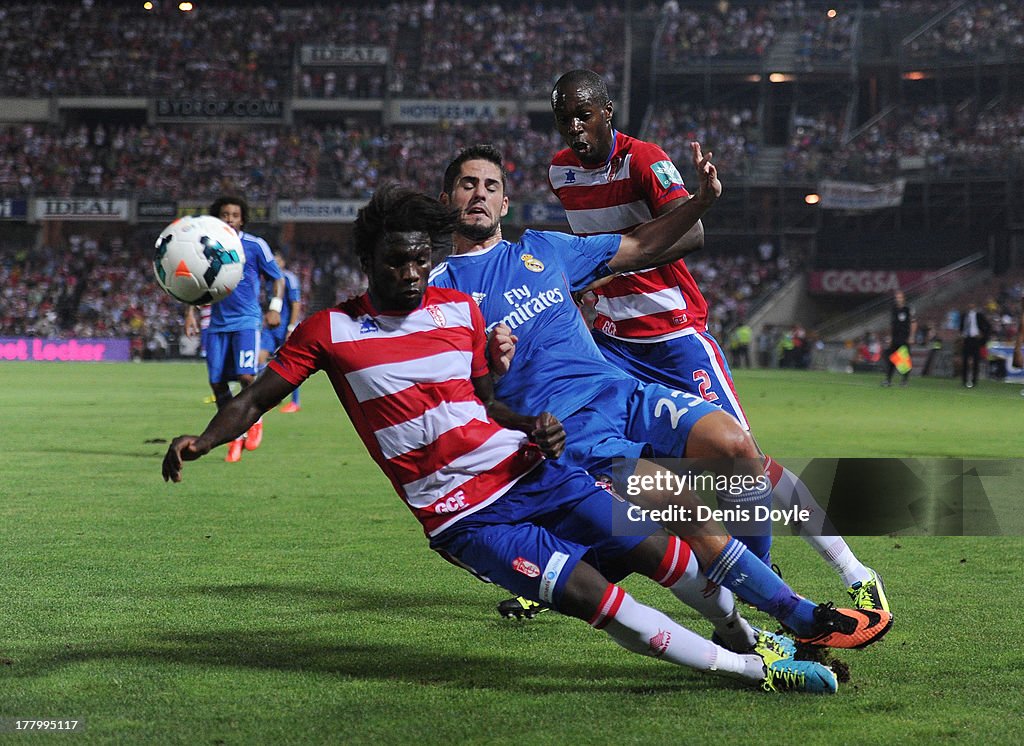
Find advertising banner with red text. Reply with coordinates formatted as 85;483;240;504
808;270;935;295
0;337;131;362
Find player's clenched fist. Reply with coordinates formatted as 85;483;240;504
531;412;565;459
487;322;518;377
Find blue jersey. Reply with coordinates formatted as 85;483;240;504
210;231;282;332
429;229;630;420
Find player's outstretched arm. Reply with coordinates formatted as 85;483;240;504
162;369;295;482
606;142;721;276
471;374;565;458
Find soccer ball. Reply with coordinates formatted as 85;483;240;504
153;215;245;305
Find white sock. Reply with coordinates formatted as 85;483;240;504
769;462;871;586
593;586;764;683
821;538;872;587
665;550;756;652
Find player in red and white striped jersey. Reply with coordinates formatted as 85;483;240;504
550;114;708;342
547;70;889;614
160;186;845;693
277;285;548;536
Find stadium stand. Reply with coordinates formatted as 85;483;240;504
0;0;1021;367
321;121;563;200
657;2;778;63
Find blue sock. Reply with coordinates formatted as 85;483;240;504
733;534;772;565
292;386;300;405
705;538;818;636
718;481;774;565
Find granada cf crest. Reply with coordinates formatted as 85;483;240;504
425;304;447;327
512;557;540;577
521;254;544;272
648;629;671;657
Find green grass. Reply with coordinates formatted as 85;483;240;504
2;363;1022;744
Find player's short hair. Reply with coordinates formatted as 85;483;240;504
209;195;249;225
551;69;611;108
353;185;459;265
442;144;508;196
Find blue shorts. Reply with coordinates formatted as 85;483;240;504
594;330;750;430
261;326;287;354
204;328;261;383
560;376;719;477
430;460;658;610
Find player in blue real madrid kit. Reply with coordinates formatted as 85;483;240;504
430;145;892;649
260;251;303;413
185;196;284;462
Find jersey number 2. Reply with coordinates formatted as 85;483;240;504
693;370;719;403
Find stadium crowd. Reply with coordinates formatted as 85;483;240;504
323;120;563;200
1;2;1019;99
644;103;760;179
0;233;334;357
657;1;778;62
0;120;567;202
409;2;626;99
0;228;793;354
904;0;1024;59
0;123;322;202
656;0;861;65
795;4;855;65
1;235;187;359
7;98;1019;203
0;3;403;98
783;100;1024;180
0;1;627;101
656;1;1024;68
1;0;1020;359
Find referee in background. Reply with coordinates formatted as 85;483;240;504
882;290;915;387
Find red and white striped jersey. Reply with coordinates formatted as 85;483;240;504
268;286;542;536
549;130;709;341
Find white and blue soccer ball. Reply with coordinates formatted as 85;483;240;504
153;215;245;305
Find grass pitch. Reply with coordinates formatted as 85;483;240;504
2;362;1022;744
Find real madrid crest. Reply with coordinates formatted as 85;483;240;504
425;304;447;327
521;254;544;272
